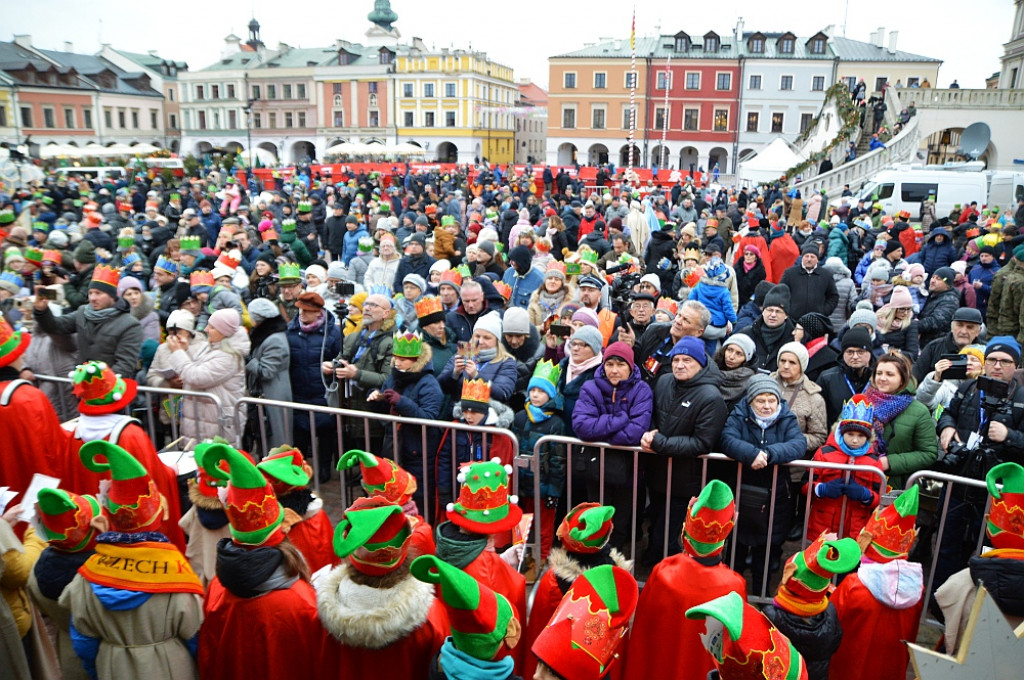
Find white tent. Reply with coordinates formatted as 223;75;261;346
238;148;278;166
129;143;160;154
388;142;426;156
736;138;807;185
39;144;82;159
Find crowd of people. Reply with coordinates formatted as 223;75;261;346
2;162;1024;679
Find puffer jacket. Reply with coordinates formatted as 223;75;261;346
363;255;401;290
828;227;851;268
968;554;1024;617
169;329;251;444
439;353;518;419
805;431;885;540
513;405;566;499
936;377;1024;478
286;311;342;406
527;284;578;327
392;254;437;295
33;300;143;379
917;288;961;347
920;227;956;273
646;364;728;499
436;401;516;508
877;317;920;359
341;224;370;266
379;346;444;494
827;262;857;332
687;276;737;327
762;602;844;680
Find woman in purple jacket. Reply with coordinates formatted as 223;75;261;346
572;341;654;553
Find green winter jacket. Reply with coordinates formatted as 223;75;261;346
881;388;938;488
279;231;313;267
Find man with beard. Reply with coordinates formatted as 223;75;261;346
913;308;983;384
738;284;796;372
816;327;876;425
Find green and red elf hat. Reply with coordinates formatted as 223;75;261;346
36;488;102;552
686;591;808;680
410;554;518;661
0;315;30;368
332;496;412;575
337;449;417;506
80;440;164;534
199;441;285;547
257;445;312;497
860;484;919;563
683;480;736;559
556;503;615;554
447;458;523;534
986;462;1024;550
71;361;138;416
532;565;638;680
773;532;861;617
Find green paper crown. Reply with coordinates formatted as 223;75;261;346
170;193;181;201
297;201;312;213
0;210;14;225
180;235;201;251
580;249;599;265
41;196;54;206
281;218;297;232
565;262;582;276
33;221;49;233
278;262;301;280
529;359;561;389
358;237;375;252
118;236;135;249
393;331;423;358
441;215;456;226
456;264;472;278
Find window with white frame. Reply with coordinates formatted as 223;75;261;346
657;71;672;89
564;72;576;89
592;106;606;129
780;75;794;91
594;72;607;89
685;72;700;89
562;105;576;129
749;74;762;90
713;109;728;131
683;108;698;130
403;83;413;97
812;76;825;91
716;73;732;90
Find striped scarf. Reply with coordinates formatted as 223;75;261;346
864;386;913;455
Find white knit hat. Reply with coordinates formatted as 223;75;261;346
778;341;809;372
473;311;503;340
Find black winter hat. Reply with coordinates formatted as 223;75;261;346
507;245;533;274
798;312;834;341
762;284;790;315
842;327;874;353
753;280;775;307
883;240;904;257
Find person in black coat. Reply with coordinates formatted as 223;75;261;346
794;312;838;382
324;203;348;260
779;244;839;320
392;233;437;295
734;245;768;305
917;268;962;348
739;284;797;372
912;308;984;383
643;223;678;294
815;327;875;426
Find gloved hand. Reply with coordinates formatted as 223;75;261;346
499;543;524;567
381;389;402;406
657;257;671;271
843;482;874;504
814;478;845;499
544;495;559;509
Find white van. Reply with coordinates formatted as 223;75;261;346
987;172;1024;214
850;169;988;219
53;166;128;182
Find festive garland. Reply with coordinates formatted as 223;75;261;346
779;82;861;182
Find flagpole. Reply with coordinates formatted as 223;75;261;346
660;52;671;168
628;7;637;186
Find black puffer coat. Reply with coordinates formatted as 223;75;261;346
762;602;843;680
969;554;1024;617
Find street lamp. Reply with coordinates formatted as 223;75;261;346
243;98;255;170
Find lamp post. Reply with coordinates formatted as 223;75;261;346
243;98;255;170
486;66;492;166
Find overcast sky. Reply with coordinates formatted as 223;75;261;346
2;0;1015;89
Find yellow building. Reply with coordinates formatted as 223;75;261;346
0;82;17;146
395;44;516;164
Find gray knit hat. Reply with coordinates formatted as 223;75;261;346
746;373;783;403
848;308;879;333
570;326;604;356
247;297;281;324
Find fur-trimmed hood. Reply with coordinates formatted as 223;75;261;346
317;562;436;648
452;399;515;429
547;545;633;588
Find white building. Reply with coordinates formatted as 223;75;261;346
99;46;187;152
1000;0;1024;88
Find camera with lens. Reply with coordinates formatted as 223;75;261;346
937;376;1013;478
253;274;278;300
605;261;641;316
333;281;356;297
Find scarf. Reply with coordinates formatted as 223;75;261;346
865;386;914;455
759;320;790;350
438;640;515;680
743;258;757;272
526;404;553;423
130;294;155;321
83;305;121;324
476;346;497;363
838;434;872;457
80;534;204;595
753;404;782;430
434;521;488;569
248;314;288;353
538;289;566;315
567;352;603;383
76;413;129;442
299;310;326;333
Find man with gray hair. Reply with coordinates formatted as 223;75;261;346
634;299;711;384
445;279;490;342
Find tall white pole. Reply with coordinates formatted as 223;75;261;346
628;7;637;183
660;52;671;168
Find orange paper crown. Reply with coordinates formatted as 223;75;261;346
90;264;121;294
439;269;463;288
415;295;446;325
461;379;492;405
493;281;512;301
216;252;241;270
190;270;215;288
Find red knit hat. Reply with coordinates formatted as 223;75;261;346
257;445;312;496
80;440;164;534
556;503;614;554
199;442;284;547
36;488;102;553
332;496;412;575
532;565;638;680
337;449;417;506
860;485;919;563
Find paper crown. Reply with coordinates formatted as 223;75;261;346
71;361;137;415
358;236;375;253
117;235;135;250
0;209;14;225
24;248;43;267
189;269;215;289
656;297;678;315
686;591;807;680
199;442;285;547
80;440;164;533
439;269;463;289
32;220;50;233
683;247;701;262
493;281;512;301
460;378;492;406
0;315;30;369
986;462;1024;550
455;263;472;278
532;565;638;680
278;262;302;282
257;445;312;496
579;249;599;266
774;533;862;616
546;261;567;277
839;394;874;437
122;253;141;268
684;480;736;558
682;268;704;289
180;235;202;252
447;458;522;534
410;555;517;661
297;201;312;213
89;264;121;298
557;503;615;554
565;261;582;276
36;488;101;552
0;270;24;294
280;218;297;232
262;228;280;242
332;496;412;575
861;484;919;563
169;193;181;201
154;255;178;274
216;251;241;271
528;359;562;399
393;330;423;358
441;214;456;226
338;449;417;506
415;296;446;326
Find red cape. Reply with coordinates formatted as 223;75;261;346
463;550;527;675
622;554;747;680
200;576;322;680
735;235;774;282
767;234;800;284
286;509;335;574
409;516;436;558
523;569;565;680
318;598;448;680
829;570;923;680
64;422;186;552
0;380;64;499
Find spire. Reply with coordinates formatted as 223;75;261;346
246;17;263;50
368;0;398;31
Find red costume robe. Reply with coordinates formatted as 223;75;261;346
0;378;64;498
200;576;321;680
734;234;774;282
767;234;800;284
828;562;923;680
409;516;436;558
64;419;186;552
285;509;335;574
463;550;527;674
622;553;747;680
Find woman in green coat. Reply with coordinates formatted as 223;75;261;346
864;351;938;489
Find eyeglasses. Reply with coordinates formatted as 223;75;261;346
569;341;589;349
361;301;383;310
985;357;1015;367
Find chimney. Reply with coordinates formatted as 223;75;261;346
13;34;31;48
735;17;745;43
823;24;834;37
887;30;898;54
871;27;885;48
64;41;73;53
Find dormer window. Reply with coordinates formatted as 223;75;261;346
778;34;795;54
808;34;828;55
704;33;719;52
749;35;765;53
674;32;689;52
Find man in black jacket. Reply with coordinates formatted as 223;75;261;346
913;307;983;383
815;327;876;426
740;284;796;372
779;244;839;320
918;267;962;348
640;335;727;565
324;202;347;261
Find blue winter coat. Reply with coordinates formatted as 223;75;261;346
199;211;223;246
438;354;518;416
341;224;370;266
392;253;437;295
285;314;342;406
687;277;737;327
501;266;545;309
920;228;956;273
969;260;1000;316
556;358;600;439
854;252;879;286
735;301;762;332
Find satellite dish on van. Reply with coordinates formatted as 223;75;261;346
958;122;991;160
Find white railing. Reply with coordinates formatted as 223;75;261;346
900;88;1024;109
